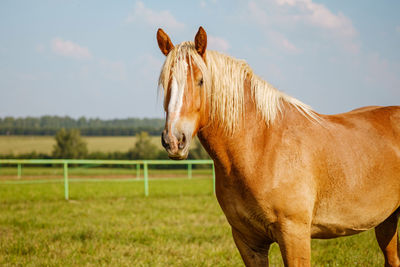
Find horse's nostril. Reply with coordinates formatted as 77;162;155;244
178;133;186;150
161;132;170;149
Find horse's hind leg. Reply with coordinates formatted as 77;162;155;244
232;228;270;266
375;211;400;267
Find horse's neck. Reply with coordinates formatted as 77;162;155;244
197;87;302;177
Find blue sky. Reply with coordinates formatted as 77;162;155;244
0;0;399;119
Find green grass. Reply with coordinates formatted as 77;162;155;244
0;136;162;155
0;178;386;266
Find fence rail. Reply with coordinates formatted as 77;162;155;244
0;159;215;200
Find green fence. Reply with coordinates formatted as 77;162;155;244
0;159;215;200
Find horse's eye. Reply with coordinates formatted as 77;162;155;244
198;78;204;86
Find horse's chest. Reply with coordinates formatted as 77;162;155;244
215;181;276;239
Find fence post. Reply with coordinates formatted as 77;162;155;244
17;163;22;179
136;163;140;179
212;163;216;195
188;163;192;179
64;162;69;200
143;161;149;196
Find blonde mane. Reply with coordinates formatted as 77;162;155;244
159;41;319;134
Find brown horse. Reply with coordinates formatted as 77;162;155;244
156;26;400;266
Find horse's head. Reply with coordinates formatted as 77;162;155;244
157;27;209;160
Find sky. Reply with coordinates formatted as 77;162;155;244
0;0;399;119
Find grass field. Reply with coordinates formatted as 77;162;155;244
0;166;212;180
0;136;162;155
0;176;387;266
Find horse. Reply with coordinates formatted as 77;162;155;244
156;26;400;267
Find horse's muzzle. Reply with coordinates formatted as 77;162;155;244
161;130;188;160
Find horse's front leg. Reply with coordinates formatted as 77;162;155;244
232;228;271;267
274;220;311;267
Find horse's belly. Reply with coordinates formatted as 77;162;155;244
311;194;400;239
311;223;368;238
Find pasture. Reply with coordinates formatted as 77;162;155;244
0;135;162;155
0;173;388;266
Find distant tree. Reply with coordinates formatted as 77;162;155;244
157;148;169;159
52;129;88;158
77;116;87;127
127;131;159;159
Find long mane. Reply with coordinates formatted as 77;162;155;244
159;41;319;134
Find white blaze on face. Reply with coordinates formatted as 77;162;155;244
167;60;188;133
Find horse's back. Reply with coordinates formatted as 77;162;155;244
325;105;400;141
385;106;400;140
349;105;382;113
359;105;400;143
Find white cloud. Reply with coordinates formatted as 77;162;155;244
269;31;299;53
275;0;356;38
248;0;358;53
51;38;92;60
208;36;230;52
245;5;300;54
126;1;184;30
281;38;299;53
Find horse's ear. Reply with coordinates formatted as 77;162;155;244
194;26;207;57
157;28;174;56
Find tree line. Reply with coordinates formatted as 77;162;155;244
0;129;210;162
0;116;164;136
